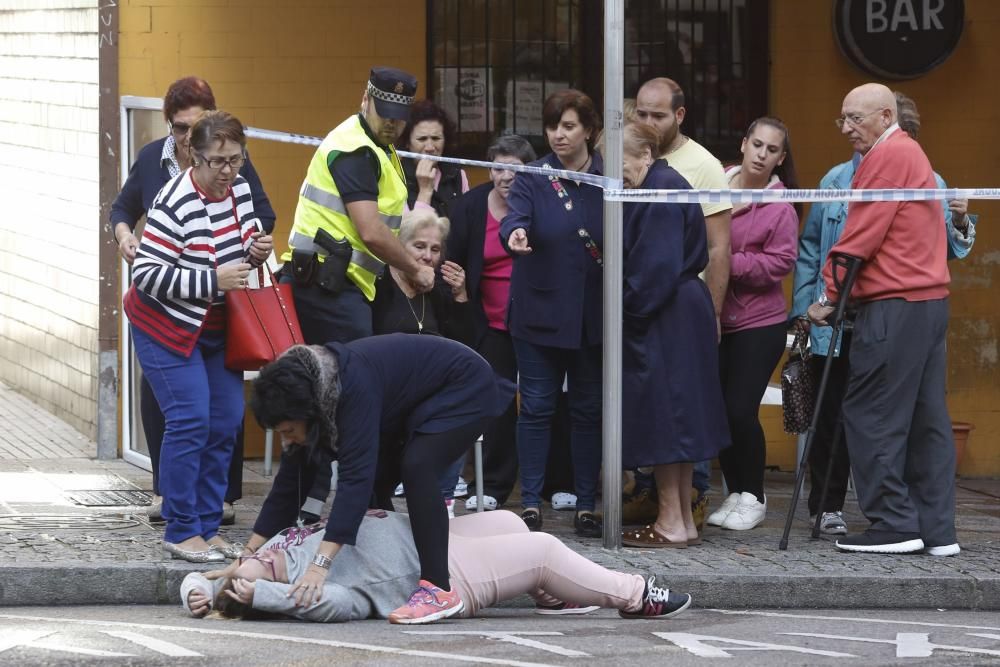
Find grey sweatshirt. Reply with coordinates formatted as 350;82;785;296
185;512;420;622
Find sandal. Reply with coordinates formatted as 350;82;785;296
622;524;688;548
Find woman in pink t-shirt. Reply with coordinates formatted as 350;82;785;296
446;136;537;511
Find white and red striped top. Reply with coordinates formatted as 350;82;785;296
123;169;261;356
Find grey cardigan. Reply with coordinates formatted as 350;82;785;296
183;512;419;622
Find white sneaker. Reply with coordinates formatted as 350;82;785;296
445;499;455;520
454;476;469;498
925;543;960;557
720;492;767;531
551;492;577;511
706;493;740;527
464;494;498;511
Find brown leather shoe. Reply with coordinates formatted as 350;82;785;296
622;488;659;525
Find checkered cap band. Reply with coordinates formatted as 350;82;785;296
367;81;414;106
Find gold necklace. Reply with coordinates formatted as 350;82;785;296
404;291;426;333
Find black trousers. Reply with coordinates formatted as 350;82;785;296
475;328;519;504
402;418;492;590
842;298;955;545
141;375;243;503
806;332;853;516
717;322;788;502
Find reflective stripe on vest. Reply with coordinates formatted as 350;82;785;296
300;182;401;231
288;230;384;276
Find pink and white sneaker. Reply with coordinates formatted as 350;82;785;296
387;580;464;625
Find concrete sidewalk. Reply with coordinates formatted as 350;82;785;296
2;381;999;610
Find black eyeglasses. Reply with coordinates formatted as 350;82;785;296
168;121;191;136
834;109;886;130
195;152;246;170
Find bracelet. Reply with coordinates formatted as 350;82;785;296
818;293;837;308
311;553;333;569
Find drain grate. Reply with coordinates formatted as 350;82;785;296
66;490;153;507
0;514;141;530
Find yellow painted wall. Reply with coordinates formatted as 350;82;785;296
769;0;1000;476
118;0;428;262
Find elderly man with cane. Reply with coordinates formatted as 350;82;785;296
806;83;957;556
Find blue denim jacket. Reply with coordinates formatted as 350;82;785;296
790;155;977;356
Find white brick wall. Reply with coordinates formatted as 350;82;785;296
0;1;98;441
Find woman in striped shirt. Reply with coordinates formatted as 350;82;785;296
124;111;273;563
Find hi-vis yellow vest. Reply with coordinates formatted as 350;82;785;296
283;114;407;301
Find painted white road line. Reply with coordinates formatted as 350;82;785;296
0;630;52;655
783;631;1000;658
102;630;203;657
0;615;556;667
25;639;134;658
402;631;588;657
709;609;1000;632
653;632;856;659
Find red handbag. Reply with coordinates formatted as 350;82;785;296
225;263;304;371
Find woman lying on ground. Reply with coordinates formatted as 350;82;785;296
182;509;691;622
238;334;514;624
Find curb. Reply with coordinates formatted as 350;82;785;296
3;564;998;611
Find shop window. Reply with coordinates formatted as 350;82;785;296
427;0;766;161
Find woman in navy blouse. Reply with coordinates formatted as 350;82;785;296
245;335;515;625
499;89;605;538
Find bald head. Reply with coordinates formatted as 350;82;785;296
839;83;896;155
844;83;897;120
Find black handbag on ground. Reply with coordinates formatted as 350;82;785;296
781;326;816;434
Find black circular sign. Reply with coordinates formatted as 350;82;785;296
833;0;964;80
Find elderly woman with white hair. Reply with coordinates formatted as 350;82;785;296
371;208;472;342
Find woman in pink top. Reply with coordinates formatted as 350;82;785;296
706;117;799;532
446;136;537;510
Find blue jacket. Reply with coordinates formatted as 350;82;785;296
791;155;977;355
110;136;276;234
499;152;605;349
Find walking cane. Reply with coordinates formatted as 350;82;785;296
778;252;862;551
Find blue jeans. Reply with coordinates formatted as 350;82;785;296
131;326;244;544
512;338;602;512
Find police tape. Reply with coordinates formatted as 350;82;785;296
245;126;1000;204
603;187;1000;204
244;126;610;188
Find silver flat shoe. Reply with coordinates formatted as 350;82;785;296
210;541;245;560
163;541;226;563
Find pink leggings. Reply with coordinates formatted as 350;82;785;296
447;511;646;617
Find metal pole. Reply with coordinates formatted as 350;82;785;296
602;0;625;550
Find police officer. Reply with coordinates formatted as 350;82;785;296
283;66;435;345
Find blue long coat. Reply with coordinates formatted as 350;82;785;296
621;161;730;467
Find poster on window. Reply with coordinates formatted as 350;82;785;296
504;80;567;136
436;68;489;133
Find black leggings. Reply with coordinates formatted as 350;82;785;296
402;417;492;591
717;322;788;503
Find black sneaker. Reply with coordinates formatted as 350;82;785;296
835;529;924;554
619;576;691;619
521;507;542;532
574;511;602;538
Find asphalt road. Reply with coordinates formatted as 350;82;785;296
3;606;1000;666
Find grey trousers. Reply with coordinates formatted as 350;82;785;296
842;297;956;546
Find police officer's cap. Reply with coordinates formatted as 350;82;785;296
367;66;418;121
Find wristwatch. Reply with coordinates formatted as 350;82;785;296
312;553;333;569
818;293;836;308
